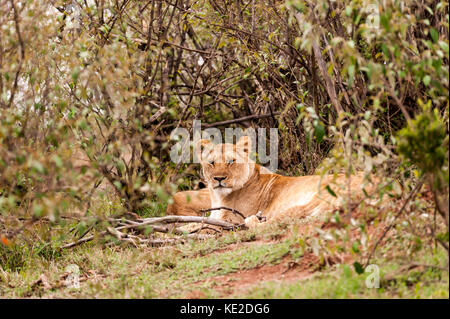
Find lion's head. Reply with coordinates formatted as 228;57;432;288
197;136;255;197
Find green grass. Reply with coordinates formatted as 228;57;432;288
239;249;449;299
0;213;448;299
0;233;293;298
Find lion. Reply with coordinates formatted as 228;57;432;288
166;163;273;217
196;135;372;228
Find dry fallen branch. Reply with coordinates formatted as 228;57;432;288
200;207;246;220
62;214;245;249
134;215;246;230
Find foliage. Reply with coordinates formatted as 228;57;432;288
0;0;448;286
398;101;448;176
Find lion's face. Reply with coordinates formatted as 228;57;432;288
198;136;255;197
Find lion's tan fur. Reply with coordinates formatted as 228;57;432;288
196;136;371;227
166;188;211;216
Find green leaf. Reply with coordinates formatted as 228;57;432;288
52;155;63;168
353;261;364;275
313;120;325;143
423;75;431;86
352;241;360;253
71;68;80;83
325;185;337;197
380;14;390;31
348;64;355;87
381;43;390;59
345;6;352;17
430;28;438;43
439;41;449;54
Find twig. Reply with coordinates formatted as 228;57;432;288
7;0;25;109
311;40;343;114
386;81;412;123
62;235;95;249
200;207;246;220
364;178;425;267
202;113;280;128
405;262;448;271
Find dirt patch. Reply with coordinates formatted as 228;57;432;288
185;290;209;299
212;239;279;254
191;253;320;298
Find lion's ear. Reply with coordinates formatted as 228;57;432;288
195;139;212;162
236;135;251;157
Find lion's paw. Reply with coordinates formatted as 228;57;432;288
244;215;261;228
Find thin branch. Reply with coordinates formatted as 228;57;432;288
203;113;281;128
7;0;25;109
200;206;246;220
364;178;425;267
311;40;343;114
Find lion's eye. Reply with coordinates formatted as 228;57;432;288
227;159;235;165
208;160;215;165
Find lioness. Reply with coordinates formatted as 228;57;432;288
197;135;369;227
166;164;273;216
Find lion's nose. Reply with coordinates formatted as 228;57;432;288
213;176;226;182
